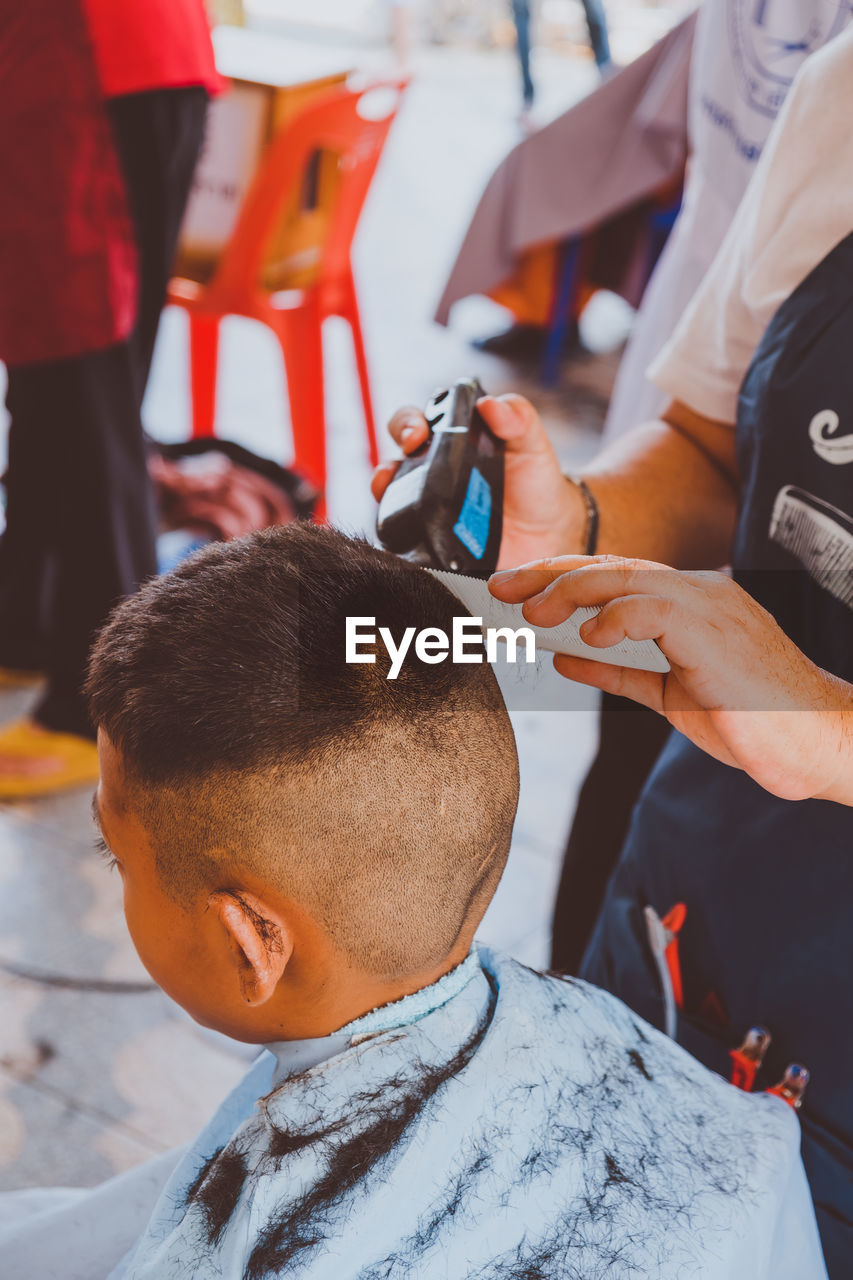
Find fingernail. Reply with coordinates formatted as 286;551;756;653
490;569;517;584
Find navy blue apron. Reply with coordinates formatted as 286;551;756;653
582;230;853;1273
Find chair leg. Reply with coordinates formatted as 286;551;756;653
188;313;220;439
343;276;379;468
276;301;327;514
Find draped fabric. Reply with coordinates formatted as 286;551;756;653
434;13;695;326
99;949;823;1280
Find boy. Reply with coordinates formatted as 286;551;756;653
0;525;825;1278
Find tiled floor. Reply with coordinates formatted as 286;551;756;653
0;37;632;1190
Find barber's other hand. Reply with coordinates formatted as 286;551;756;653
371;395;582;569
490;555;853;804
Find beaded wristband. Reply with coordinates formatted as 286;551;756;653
565;475;599;557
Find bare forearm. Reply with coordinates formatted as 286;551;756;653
573;410;740;569
815;675;853;806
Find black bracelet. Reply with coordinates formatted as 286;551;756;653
566;475;599;557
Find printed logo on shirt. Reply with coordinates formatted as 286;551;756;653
769;485;853;609
809;409;853;465
728;0;850;118
699;96;763;164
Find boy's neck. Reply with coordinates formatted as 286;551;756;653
262;935;475;1042
266;948;479;1083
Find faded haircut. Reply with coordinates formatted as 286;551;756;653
86;523;519;978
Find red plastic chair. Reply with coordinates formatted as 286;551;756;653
168;79;408;508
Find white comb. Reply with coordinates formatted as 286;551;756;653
427;569;670;674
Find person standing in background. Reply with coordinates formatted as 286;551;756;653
383;0;418;70
513;0;611;128
0;0;220;797
551;0;852;973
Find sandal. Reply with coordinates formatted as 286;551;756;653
0;719;99;799
0;667;44;689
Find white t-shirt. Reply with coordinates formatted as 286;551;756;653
603;0;852;439
649;24;853;424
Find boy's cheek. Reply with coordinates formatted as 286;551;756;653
121;887;230;1028
122;896;170;988
122;887;186;992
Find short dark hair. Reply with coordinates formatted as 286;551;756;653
87;524;519;977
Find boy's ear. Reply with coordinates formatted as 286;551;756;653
209;890;293;1006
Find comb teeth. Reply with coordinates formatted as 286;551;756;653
426;569;670;675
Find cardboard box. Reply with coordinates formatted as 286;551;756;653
175;27;353;288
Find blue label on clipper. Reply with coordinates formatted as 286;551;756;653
453;467;492;560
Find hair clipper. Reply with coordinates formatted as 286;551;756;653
376;378;504;576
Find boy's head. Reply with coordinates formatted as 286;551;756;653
88;524;519;1042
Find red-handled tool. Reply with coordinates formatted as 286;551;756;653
660;902;686;1011
644;902;687;1039
729;1026;771;1092
768;1063;810;1110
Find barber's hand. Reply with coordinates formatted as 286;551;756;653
371;394;583;569
490;555;853;804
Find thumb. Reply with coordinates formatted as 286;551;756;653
477;394;552;456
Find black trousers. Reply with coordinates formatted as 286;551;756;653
550;692;671;973
0;87;207;737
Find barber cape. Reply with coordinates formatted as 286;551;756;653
6;949;826;1280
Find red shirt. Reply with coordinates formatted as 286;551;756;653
0;0;219;367
82;0;222;99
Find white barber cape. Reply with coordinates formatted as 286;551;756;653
0;948;826;1279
